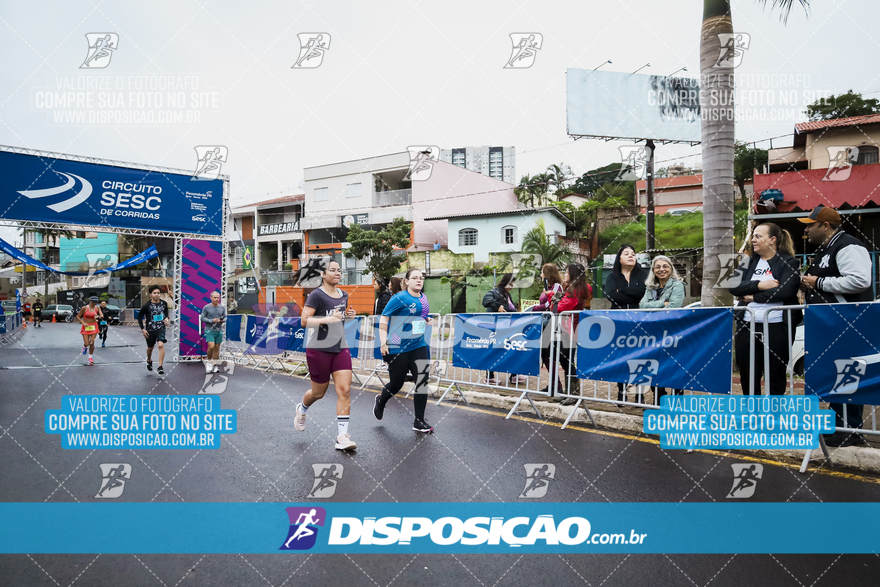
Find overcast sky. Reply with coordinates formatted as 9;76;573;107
2;0;878;245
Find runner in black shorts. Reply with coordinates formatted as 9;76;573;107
31;298;43;327
293;259;358;451
98;300;110;347
137;285;170;376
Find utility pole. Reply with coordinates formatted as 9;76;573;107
645;139;656;251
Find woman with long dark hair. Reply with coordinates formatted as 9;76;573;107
374;277;392;315
481;273;520;384
294;259;358;451
728;222;800;395
374;268;435;433
604;245;648;400
389;277;403;295
550;263;592;398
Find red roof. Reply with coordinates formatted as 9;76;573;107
795;113;880;134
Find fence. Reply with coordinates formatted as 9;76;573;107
0;311;24;345
212;303;880;473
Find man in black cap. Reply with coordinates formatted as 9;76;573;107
800;204;873;447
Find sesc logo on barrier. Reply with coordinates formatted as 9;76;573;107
453;314;542;377
0;151;223;236
280;507;326;550
577;309;733;394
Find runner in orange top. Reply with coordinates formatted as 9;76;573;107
77;294;104;365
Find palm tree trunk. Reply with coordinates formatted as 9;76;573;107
700;0;735;306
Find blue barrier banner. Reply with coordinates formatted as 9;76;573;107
3;502;879;554
577;308;733;393
244;315;257;345
805;302;880;404
247;316;302;355
0;151;223;236
345;317;362;358
285;318;306;353
453;313;542;376
225;314;243;342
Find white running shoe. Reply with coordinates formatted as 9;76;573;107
335;433;357;451
294;404;307;432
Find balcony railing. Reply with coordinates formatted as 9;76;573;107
374;188;412;208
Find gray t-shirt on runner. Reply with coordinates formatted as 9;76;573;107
304;288;349;353
201;303;227;332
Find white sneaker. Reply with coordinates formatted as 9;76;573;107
294;404;307;432
335;433;356;450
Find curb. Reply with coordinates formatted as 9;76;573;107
265;360;880;476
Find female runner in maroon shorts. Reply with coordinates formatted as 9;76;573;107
293;259;358;451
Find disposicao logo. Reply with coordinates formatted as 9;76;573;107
18;172;93;213
280;506;326;550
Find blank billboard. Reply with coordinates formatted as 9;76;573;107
566;68;701;143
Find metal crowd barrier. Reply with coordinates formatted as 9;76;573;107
0;311;25;346
549;307;755;430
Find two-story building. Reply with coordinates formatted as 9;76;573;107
752;113;880;293
635;174;754;216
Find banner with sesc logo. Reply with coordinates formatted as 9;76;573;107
576;308;733;393
0;150;223;236
452;313;542;377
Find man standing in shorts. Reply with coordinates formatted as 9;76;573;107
31;297;43;327
138;285;170;375
201;291;227;373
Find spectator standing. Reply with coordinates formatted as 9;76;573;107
728;223;800;396
550;263;592;401
482;273;519;385
604;245;648;401
639;255;685;401
799;205;873;447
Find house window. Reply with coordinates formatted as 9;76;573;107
346;183;361;198
459;228;478;246
857;145;879;166
314;187;328;202
233;246;243;269
502;225;517;244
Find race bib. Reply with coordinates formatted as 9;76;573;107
152;314;164;323
84;324;97;333
412;319;426;335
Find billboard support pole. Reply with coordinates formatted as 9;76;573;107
646;139;656;251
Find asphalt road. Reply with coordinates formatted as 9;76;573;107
1;323;879;586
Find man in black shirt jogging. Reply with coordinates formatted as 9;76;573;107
138;285;171;375
800;205;873;447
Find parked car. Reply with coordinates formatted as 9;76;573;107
41;304;75;322
100;304;122;325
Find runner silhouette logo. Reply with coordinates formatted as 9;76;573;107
727;463;762;498
280;507;326;550
520;463;556;498
309;464;343;499
95;463;131;498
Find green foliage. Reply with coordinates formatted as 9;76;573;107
805;90;880;121
99;292;110;302
734;141;768;202
597;204;749;253
569;162;625;196
345;217;411;281
282;262;293;271
522;218;573;266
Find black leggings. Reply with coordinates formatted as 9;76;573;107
379;346;430;419
99;324;109;343
735;319;794;395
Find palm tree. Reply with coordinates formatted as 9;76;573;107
531;172;553;207
546;163;573;199
514;174;536;208
700;0;808;307
522;218;573;267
